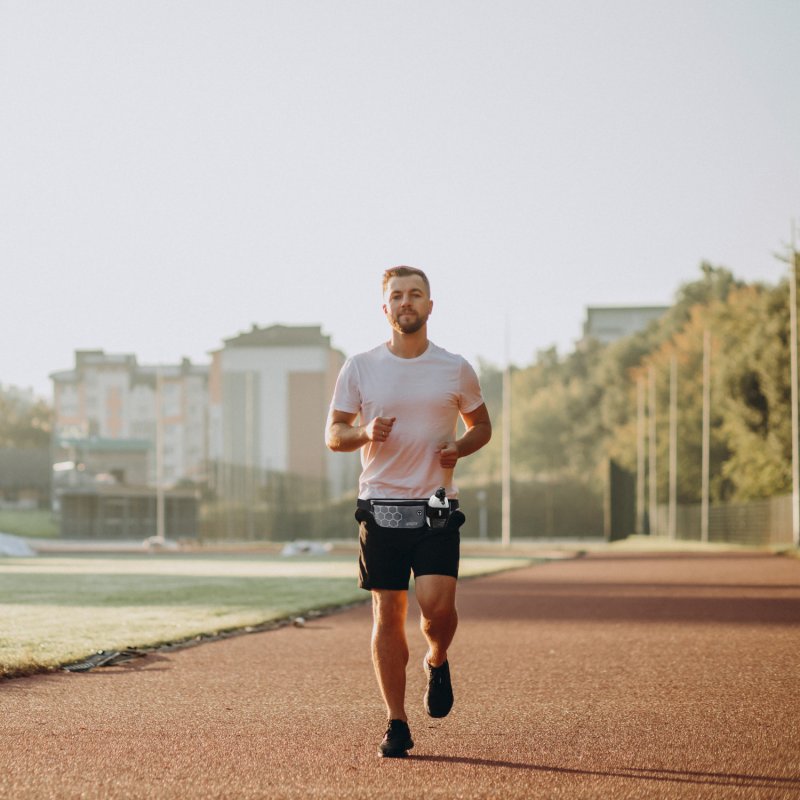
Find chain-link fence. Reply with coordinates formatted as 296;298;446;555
654;494;793;546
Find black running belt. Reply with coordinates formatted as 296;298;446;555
357;498;459;529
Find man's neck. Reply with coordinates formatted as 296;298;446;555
387;329;429;359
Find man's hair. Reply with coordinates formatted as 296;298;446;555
382;266;431;296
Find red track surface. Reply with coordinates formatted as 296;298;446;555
2;551;800;799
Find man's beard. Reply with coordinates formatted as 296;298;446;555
389;309;429;335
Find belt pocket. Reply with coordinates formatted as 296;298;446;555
371;503;426;529
445;509;466;531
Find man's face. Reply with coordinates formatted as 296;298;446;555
383;275;433;335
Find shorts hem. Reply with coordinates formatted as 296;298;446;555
411;569;459;580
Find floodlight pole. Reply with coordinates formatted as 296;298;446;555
701;330;711;543
501;318;512;548
245;370;255;540
669;354;678;540
155;365;166;545
790;221;800;547
648;365;657;536
636;377;646;534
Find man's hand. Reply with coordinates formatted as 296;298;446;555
436;441;459;469
366;416;396;443
326;410;396;452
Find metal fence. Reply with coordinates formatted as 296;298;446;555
655;494;793;547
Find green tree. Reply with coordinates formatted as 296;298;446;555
0;391;52;449
460;258;795;510
715;282;793;499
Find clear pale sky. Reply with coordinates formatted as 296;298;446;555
2;1;798;398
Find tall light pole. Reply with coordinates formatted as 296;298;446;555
790;221;800;547
701;330;711;543
636;377;646;534
155;366;165;546
648;365;657;536
245;370;255;541
668;353;678;540
501;318;512;548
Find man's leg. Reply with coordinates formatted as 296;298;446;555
371;589;409;721
415;574;458;718
415;574;458;667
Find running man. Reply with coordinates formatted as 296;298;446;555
325;266;492;757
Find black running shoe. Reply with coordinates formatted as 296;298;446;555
423;657;454;718
378;719;414;758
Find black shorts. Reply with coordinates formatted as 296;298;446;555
356;501;466;591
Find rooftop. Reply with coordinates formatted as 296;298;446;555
223;324;332;349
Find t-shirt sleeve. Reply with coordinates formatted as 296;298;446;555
459;357;485;414
330;357;361;415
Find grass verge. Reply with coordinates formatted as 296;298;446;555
0;509;57;539
0;552;535;678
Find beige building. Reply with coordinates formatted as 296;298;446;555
209;324;357;498
50;351;209;487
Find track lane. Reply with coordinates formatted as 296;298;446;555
2;552;799;799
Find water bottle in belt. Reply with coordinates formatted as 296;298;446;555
426;487;450;528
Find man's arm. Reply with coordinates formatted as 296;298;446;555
326;409;396;452
437;403;492;469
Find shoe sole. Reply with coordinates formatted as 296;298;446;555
378;740;414;758
378;748;411;758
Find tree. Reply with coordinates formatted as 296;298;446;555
458;258;795;510
715;282;793;499
0;390;52;449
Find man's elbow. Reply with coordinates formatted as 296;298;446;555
325;430;341;452
326;424;353;452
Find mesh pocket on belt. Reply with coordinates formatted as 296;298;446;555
371;503;426;529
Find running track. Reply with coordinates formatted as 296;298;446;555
2;551;799;799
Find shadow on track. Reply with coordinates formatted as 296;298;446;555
409;755;800;790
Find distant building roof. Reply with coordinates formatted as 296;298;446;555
51;351;208;385
50;370;78;383
583;305;668;345
75;351;137;368
137;359;209;380
223;324;332;349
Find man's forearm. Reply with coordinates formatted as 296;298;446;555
455;421;492;458
326;422;368;452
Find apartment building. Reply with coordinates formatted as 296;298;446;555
50;324;357;503
582;305;669;345
50;351;209;486
208;324;357;498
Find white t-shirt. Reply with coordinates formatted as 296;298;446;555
330;341;485;500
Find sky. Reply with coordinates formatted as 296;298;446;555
2;0;799;398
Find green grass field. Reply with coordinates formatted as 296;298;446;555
0;509;57;538
0;552;535;678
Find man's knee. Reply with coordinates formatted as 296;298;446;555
417;594;457;628
415;575;457;620
420;601;458;629
372;589;408;629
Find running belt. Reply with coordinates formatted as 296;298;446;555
357;498;459;529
